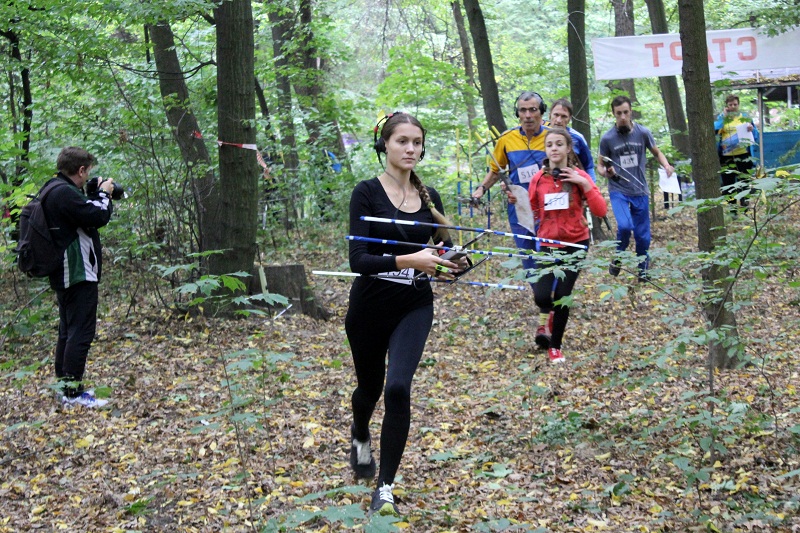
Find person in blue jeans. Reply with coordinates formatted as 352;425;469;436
598;96;673;282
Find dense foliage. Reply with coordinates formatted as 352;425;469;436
1;1;799;530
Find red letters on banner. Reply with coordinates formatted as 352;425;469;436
644;36;757;67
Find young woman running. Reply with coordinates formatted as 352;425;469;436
346;112;466;516
526;127;607;363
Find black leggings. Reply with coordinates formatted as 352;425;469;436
532;242;588;349
346;302;433;485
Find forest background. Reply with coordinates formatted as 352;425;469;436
1;0;800;531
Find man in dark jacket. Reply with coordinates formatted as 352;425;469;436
44;147;116;408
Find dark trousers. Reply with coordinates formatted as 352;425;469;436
346;302;433;485
720;154;754;207
532;242;588;349
54;281;98;396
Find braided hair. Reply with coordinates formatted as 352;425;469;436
379;113;452;243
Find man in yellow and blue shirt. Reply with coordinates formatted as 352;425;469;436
471;91;551;349
471;91;548;257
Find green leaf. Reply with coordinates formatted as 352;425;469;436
428;450;458;461
220;275;246;292
4;420;44;433
778;469;800;479
365;513;401;532
672;457;692;471
319;503;364;523
176;282;199;295
479;463;512;478
157;263;198;277
124;496;154;516
190;422;221;434
298;485;372;502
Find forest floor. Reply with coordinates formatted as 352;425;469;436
1;206;799;532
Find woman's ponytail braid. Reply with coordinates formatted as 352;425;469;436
568;149;583;170
410;171;451;243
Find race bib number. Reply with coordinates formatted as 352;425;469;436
620;153;638;169
544;192;569;211
517;164;540;185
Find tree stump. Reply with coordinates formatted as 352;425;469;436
251;264;330;320
591;214;613;243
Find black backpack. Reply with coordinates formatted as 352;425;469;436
16;180;66;277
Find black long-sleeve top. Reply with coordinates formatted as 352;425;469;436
43;173;113;290
348;177;451;308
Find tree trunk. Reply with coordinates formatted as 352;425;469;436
249;264;330;320
1;28;32;185
452;1;478;131
462;0;506;132
204;0;259;282
148;22;215;250
646;0;690;157
608;0;639;119
567;0;590;146
567;0;605;241
291;0;349;219
678;0;741;369
292;0;349;168
293;0;323;145
254;76;277;152
268;4;300;231
2;28;32;239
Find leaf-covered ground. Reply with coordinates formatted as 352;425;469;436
2;208;799;532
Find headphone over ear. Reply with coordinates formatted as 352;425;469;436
373;112;426;162
514;91;547;118
373;113;394;156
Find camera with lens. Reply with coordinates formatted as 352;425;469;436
86;176;124;200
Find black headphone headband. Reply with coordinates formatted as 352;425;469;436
515;91;547;117
373;112;426;162
372;113;395;156
616;122;635;135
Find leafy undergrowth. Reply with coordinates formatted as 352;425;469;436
1;208;799;532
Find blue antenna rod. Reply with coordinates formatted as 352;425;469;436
345;235;557;261
360;216;587;250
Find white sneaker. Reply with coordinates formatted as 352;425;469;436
368;483;399;517
62;391;109;408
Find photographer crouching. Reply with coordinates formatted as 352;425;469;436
43;147;118;408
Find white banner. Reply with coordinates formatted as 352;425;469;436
593;27;800;81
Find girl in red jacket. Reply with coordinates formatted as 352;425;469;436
527;127;607;363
